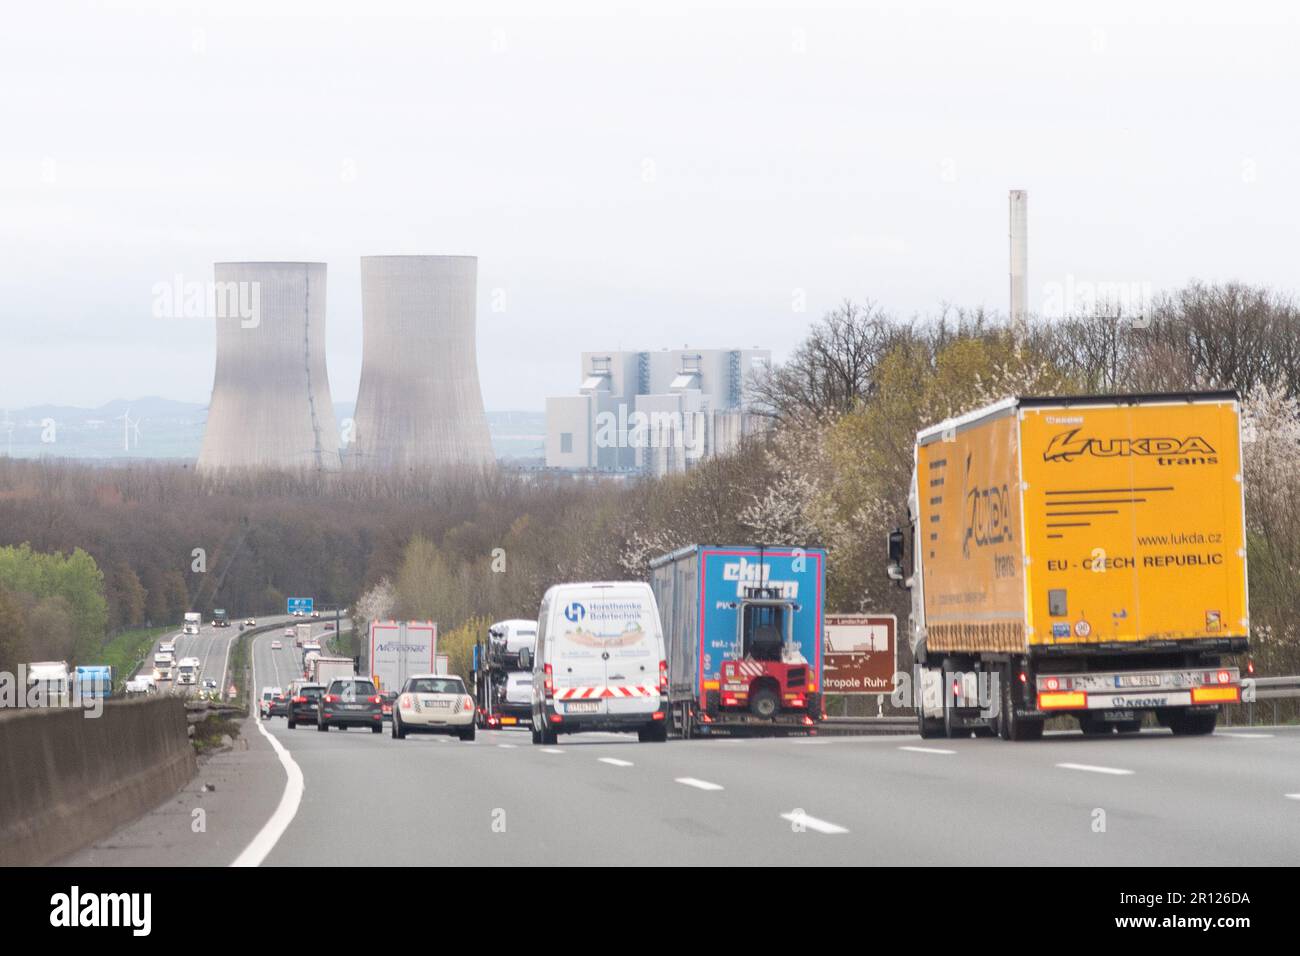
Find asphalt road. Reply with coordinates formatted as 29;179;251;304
72;626;1300;865
134;614;298;697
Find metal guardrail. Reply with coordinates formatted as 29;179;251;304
817;716;915;736
1234;675;1300;726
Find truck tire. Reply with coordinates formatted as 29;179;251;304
1115;719;1142;734
750;684;780;720
999;667;1044;741
317;720;329;732
1167;709;1217;736
1079;714;1112;736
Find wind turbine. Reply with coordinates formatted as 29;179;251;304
116;408;142;451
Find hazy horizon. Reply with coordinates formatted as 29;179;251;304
4;0;1298;409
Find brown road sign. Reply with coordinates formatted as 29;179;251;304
824;614;896;695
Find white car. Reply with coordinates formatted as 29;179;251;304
245;617;256;626
392;674;476;741
258;686;283;718
270;640;282;650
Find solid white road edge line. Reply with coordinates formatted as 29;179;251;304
675;777;724;791
899;746;956;755
780;811;849;834
1056;762;1134;776
231;633;304;868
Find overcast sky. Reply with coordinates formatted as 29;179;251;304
2;0;1297;411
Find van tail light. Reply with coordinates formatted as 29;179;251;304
544;663;554;698
659;659;668;693
293;696;306;704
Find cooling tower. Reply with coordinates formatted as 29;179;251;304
197;262;341;471
351;255;494;470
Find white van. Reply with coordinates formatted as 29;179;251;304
531;582;667;744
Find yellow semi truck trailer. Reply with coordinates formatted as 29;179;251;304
887;391;1248;740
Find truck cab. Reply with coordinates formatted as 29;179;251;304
718;586;813;719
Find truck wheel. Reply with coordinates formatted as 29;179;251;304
1168;709;1217;736
371;723;382;733
1079;714;1112;736
1000;668;1043;741
750;685;780;720
317;720;329;732
1116;719;1142;734
681;704;694;740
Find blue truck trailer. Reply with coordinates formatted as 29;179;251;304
74;665;114;700
649;544;826;736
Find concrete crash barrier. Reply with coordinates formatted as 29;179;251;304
0;697;196;865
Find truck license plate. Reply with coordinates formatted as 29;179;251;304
567;701;599;714
1115;674;1160;688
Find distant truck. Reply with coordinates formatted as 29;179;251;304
649;545;826;736
368;620;438;694
176;656;201;686
888;391;1249;740
473;619;538;728
74;665;114;700
27;661;71;706
295;622;314;648
152;653;174;682
212;608;230;628
183;612;201;636
159;638;176;656
309;655;355;686
124;676;156;697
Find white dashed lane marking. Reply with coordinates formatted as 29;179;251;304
781;811;849;834
599;758;634;767
1056;762;1134;776
899;746;956;755
675;777;724;791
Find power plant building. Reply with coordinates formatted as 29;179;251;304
197;262;340;471
545;348;771;475
349;255;494;471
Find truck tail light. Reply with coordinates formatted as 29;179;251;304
1216;670;1231;684
1191;685;1239;704
801;715;814;726
1044;677;1060;691
1038;690;1086;709
544;664;554;697
659;659;668;692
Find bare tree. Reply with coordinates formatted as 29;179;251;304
749;300;912;421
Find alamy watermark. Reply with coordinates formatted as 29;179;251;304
152;274;261;328
594;406;705;456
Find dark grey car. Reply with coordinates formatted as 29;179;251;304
318;678;384;733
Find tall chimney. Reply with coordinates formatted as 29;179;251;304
1009;189;1028;334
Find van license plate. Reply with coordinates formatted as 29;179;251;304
567;701;599;714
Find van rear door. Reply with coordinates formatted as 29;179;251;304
553;585;662;717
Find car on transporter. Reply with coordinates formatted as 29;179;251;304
392;674;476;741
